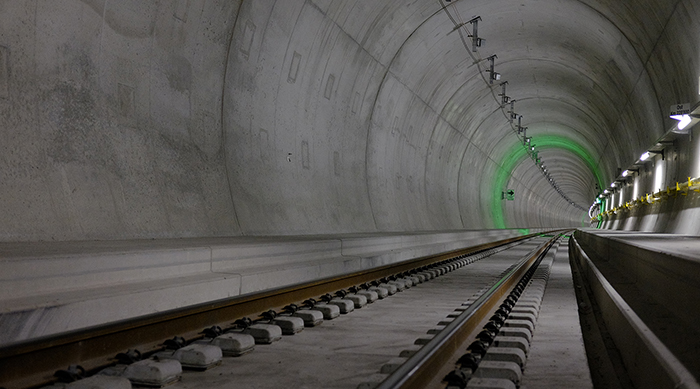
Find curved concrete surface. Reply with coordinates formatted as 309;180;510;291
2;0;698;241
1;0;700;347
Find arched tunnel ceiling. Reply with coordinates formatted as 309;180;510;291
220;0;678;233
381;0;662;209
1;0;698;241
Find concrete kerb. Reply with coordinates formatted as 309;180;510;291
1;230;539;344
571;235;700;389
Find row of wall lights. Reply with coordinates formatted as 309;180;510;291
590;104;700;220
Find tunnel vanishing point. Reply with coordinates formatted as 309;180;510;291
3;0;700;371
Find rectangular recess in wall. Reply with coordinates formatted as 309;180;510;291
258;128;270;160
240;20;256;59
117;83;135;119
333;151;341;176
301;140;310;169
288;51;301;84
324;74;335;100
351;91;361;114
0;46;8;98
391;116;399;136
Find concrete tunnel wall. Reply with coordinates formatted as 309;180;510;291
1;0;700;242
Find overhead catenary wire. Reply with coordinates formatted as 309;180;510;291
438;0;587;212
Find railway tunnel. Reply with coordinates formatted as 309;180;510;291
2;1;700;388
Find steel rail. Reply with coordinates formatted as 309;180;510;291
0;231;564;389
376;235;559;389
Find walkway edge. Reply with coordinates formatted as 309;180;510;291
569;236;700;389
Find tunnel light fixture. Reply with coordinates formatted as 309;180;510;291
517;116;527;135
486;54;500;84
671;114;692;130
499;82;509;107
621;168;638;178
669;103;700;137
639;150;663;162
467;16;483;52
517;115;523;132
509;101;517;123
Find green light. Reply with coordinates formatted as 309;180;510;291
490;135;604;228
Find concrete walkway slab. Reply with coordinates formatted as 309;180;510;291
521;247;593;388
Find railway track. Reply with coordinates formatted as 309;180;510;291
1;232;567;389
